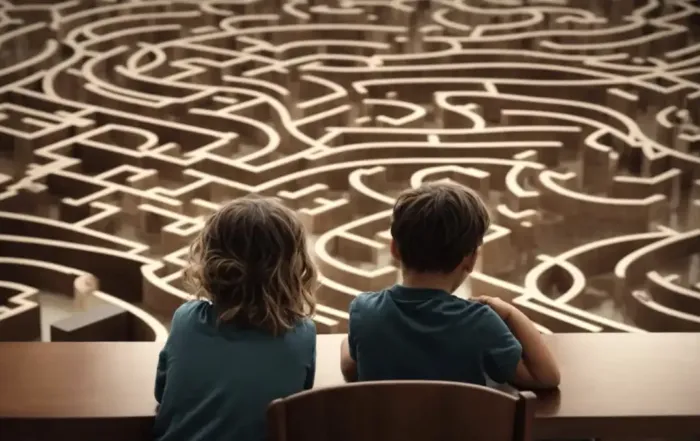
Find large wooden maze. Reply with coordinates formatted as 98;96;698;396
1;0;700;344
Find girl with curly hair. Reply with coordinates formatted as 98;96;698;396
153;196;317;441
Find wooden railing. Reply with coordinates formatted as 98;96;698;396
1;333;699;441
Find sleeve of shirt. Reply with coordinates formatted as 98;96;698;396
154;301;192;403
304;321;317;390
347;296;362;361
481;307;523;384
154;347;168;403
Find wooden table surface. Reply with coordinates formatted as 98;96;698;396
1;334;699;440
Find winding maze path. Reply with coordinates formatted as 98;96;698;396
1;0;700;343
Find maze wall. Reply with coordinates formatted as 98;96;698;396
1;0;700;342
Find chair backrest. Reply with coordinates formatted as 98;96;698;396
268;381;536;441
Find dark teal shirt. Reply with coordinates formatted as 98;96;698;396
348;285;522;385
154;300;316;441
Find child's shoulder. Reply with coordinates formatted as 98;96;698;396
294;316;317;335
454;299;509;329
176;298;208;312
448;296;495;314
172;299;210;322
351;289;388;309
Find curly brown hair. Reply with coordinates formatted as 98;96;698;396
183;196;317;335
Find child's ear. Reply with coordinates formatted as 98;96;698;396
390;239;401;261
463;249;479;273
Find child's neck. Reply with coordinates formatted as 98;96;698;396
400;271;458;294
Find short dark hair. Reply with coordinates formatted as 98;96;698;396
184;196;317;336
390;182;490;273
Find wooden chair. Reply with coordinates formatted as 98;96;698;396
268;381;537;441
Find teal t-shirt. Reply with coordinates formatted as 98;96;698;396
154;300;316;441
348;285;522;385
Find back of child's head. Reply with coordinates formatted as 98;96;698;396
390;182;491;273
184;196;317;335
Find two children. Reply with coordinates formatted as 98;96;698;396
155;184;559;441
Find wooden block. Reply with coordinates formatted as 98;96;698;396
50;304;129;342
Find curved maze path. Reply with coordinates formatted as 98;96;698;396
1;0;700;342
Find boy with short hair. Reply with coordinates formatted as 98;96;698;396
340;182;560;389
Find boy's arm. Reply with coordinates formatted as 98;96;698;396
478;296;560;389
506;307;561;389
340;337;358;382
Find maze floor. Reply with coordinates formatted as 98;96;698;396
1;0;700;341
